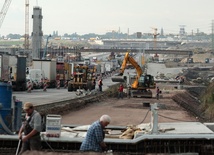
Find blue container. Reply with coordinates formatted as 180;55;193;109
0;82;12;134
0;82;12;109
0;109;12;134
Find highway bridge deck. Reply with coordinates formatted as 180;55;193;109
42;48;193;55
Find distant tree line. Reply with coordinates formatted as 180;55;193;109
1;31;213;41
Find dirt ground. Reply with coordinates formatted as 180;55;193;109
61;88;197;126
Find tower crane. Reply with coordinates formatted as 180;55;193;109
24;0;29;50
0;0;12;29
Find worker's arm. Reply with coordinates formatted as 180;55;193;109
18;125;24;139
100;141;107;151
22;129;39;142
94;126;107;151
22;112;41;142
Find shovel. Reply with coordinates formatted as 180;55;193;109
15;139;21;155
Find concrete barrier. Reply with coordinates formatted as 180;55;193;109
35;83;121;116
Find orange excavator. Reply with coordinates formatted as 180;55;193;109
112;52;156;98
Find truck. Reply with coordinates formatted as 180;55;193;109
26;69;45;89
56;62;74;87
104;61;114;73
9;55;27;91
100;63;106;76
83;57;90;65
92;56;97;62
187;58;193;63
67;64;96;92
90;63;101;78
105;63;111;73
32;59;56;88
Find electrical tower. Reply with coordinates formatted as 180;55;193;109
24;0;29;50
0;0;12;29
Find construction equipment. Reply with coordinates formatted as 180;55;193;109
67;64;96;92
43;35;51;59
0;0;12;29
56;60;73;87
112;52;156;98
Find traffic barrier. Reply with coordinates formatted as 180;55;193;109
64;80;67;89
27;81;31;93
57;80;60;89
43;82;47;91
39;81;43;88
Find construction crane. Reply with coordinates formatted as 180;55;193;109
24;0;29;50
43;35;51;59
0;0;12;29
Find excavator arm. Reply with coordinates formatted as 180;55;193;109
117;52;143;88
112;52;142;87
112;52;156;98
112;52;156;91
118;52;142;74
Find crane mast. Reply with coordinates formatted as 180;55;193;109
0;0;12;29
24;0;29;50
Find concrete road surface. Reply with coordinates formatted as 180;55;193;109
13;76;119;106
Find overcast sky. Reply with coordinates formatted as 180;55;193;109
0;0;214;36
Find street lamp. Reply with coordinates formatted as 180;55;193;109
42;34;51;59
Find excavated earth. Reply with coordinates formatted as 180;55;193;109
60;85;202;126
61;91;196;126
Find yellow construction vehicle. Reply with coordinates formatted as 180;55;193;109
112;52;156;98
67;64;96;92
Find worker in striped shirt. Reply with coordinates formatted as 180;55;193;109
80;115;111;152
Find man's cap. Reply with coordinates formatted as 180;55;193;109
23;102;33;110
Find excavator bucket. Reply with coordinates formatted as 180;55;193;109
111;75;127;82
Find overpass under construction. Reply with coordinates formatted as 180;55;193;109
0;47;193;60
77;48;193;55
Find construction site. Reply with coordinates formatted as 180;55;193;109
1;1;214;155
